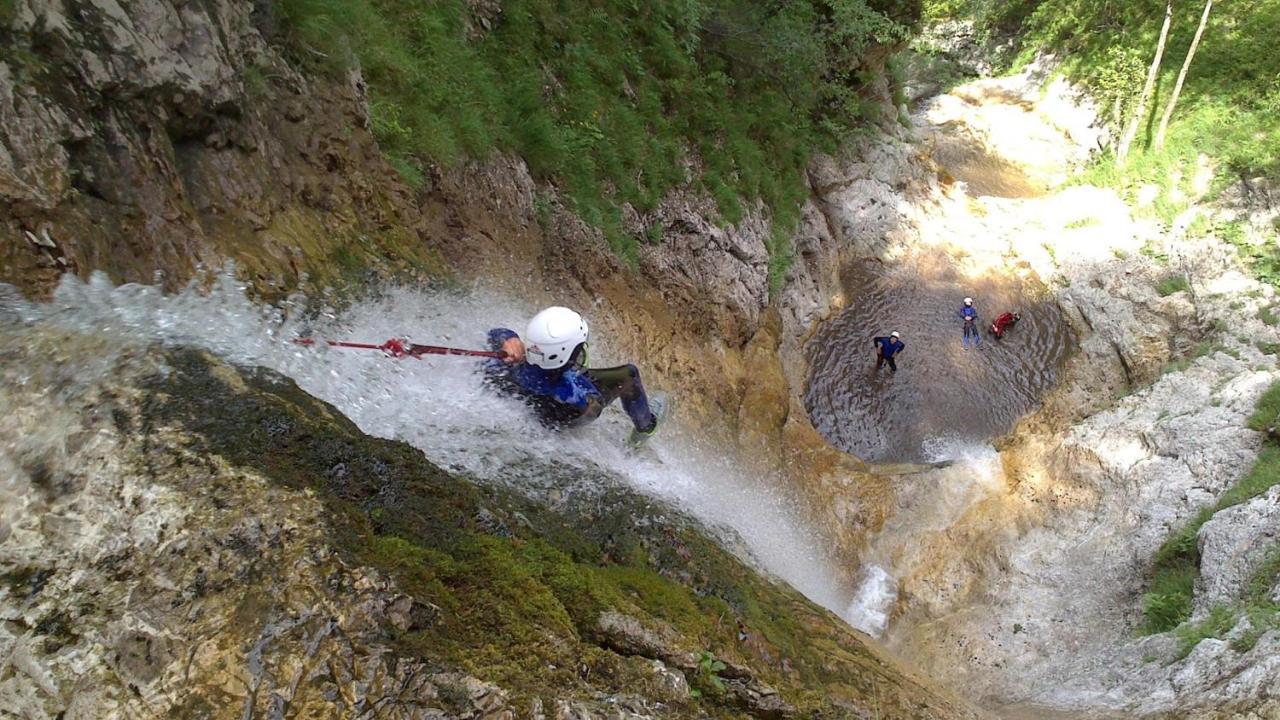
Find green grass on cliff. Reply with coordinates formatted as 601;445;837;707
1140;379;1280;638
274;0;913;291
926;0;1280;226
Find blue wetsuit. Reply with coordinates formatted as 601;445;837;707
873;336;905;372
483;328;654;430
959;305;980;347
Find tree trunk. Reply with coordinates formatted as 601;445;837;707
1117;0;1174;162
1155;0;1214;151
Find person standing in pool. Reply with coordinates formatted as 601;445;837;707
873;331;906;372
958;297;981;348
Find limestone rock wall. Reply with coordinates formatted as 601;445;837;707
0;0;440;296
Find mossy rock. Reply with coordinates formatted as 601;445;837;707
139;348;982;719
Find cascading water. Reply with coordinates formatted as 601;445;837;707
843;440;1006;637
0;271;860;625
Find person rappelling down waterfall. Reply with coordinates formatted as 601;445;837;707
483;306;668;444
958;297;981;348
872;332;906;372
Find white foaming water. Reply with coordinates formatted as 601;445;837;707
1;272;854;619
847;439;1006;637
845;565;897;637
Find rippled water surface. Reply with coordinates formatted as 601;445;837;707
805;257;1074;463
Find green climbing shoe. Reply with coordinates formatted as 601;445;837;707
627;392;672;447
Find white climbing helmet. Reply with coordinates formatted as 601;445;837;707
525;306;589;369
891;331;900;339
963;297;973;306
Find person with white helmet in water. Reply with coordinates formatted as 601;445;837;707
958;296;981;348
483;306;663;443
872;331;905;372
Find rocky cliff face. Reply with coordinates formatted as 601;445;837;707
1;0;450;295
13;2;1276;718
0;0;922;461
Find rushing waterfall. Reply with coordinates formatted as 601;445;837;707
1;271;862;623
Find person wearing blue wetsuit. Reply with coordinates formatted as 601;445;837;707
873;332;905;372
483;306;660;442
959;296;980;348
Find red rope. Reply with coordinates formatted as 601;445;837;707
293;337;505;359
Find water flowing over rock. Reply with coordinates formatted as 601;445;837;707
4;1;1279;718
0;307;986;719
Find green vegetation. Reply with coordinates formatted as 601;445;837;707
1066;216;1101;229
691;651;729;698
1247;380;1280;431
1170;542;1280;658
1140;240;1169;264
1156;274;1190;296
1161;340;1214;375
1224;223;1280;291
1141;379;1280;635
1172;605;1237;659
925;0;1280;226
1259;306;1279;327
1226;544;1280;652
275;0;914;278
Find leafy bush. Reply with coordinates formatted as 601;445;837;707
928;0;1280;225
694;650;729;696
276;0;914;282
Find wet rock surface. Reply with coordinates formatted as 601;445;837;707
0;318;985;719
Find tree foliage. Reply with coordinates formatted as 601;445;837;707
926;0;1280;179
